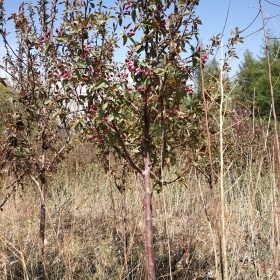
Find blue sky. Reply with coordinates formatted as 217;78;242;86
196;0;280;77
1;0;280;79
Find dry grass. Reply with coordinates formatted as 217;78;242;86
0;142;279;279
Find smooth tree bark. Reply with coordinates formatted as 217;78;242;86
141;38;156;278
142;158;155;280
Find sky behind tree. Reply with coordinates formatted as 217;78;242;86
197;0;280;77
0;0;279;79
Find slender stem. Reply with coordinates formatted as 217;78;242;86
219;40;228;280
199;45;217;222
38;147;46;264
142;167;155;280
161;132;172;279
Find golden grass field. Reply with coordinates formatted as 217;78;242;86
1;138;279;279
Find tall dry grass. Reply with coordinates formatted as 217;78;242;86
0;136;279;279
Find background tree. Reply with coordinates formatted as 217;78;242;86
235;33;280;118
0;1;75;276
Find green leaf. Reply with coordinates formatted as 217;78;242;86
141;20;153;27
52;111;61;120
132;9;136;23
153;183;162;194
123;34;127;46
108;114;115;121
77;61;86;67
62;79;68;88
83;31;89;40
108;136;115;148
44;43;52;55
56;35;68;42
128;36;136;44
82;18;90;27
102;102;108;110
107;16;116;20
118;15;122;26
79;95;87;100
192;56;198;68
75;69;82;80
44;99;51;105
95;80;109;89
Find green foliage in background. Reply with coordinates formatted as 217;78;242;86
235;32;280;118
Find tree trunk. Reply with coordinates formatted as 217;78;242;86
35;169;46;279
38;172;46;262
142;158;155;280
37;146;47;278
